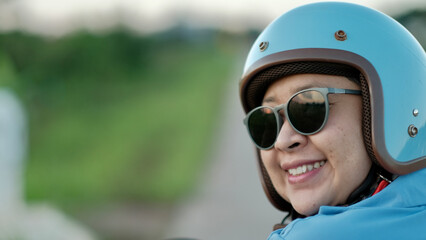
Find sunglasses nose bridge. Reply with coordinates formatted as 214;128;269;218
274;104;287;126
274;104;286;115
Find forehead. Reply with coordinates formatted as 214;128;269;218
263;74;358;103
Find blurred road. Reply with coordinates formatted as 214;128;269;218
164;80;285;240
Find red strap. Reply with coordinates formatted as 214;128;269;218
372;180;390;196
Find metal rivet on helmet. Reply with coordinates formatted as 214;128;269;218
335;30;347;41
413;109;419;117
408;125;418;137
259;41;269;52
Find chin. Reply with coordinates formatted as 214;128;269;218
293;203;321;216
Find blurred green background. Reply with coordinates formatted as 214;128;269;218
0;7;424;240
0;29;253;206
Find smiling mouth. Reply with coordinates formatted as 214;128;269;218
287;160;326;176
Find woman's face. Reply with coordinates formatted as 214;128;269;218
260;74;372;216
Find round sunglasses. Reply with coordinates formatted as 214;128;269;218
243;88;361;150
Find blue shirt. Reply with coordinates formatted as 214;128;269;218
268;168;426;240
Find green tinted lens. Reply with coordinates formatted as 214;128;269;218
288;90;326;134
247;107;278;149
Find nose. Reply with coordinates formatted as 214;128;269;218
273;120;307;152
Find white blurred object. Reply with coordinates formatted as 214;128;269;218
0;88;26;212
0;89;97;240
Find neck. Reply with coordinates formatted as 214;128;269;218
346;164;395;205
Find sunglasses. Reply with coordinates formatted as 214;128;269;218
243;88;361;150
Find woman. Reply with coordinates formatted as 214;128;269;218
239;2;426;239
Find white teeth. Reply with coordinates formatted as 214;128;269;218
314;162;320;169
288;160;326;176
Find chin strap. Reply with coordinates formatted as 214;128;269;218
346;164;379;205
372;180;390;196
372;173;392;196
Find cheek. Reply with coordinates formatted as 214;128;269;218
319;122;362;166
321;103;364;156
260;150;279;173
315;108;372;189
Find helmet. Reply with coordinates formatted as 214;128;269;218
239;2;426;212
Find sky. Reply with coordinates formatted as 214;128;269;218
0;0;424;36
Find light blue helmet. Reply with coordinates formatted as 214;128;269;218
240;2;426;178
